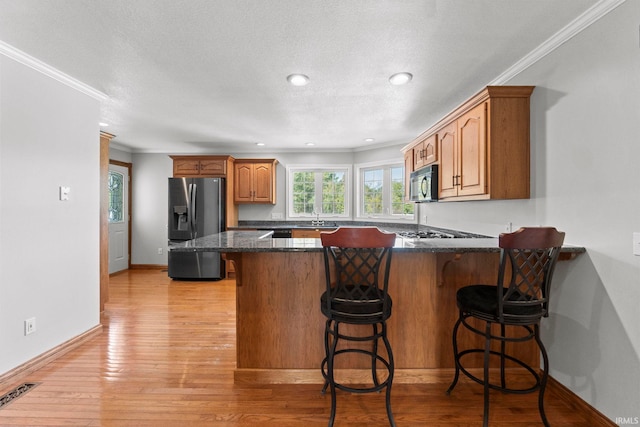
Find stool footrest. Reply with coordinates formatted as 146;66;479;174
456;348;542;394
321;347;392;394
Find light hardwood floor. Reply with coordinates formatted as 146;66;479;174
0;269;597;426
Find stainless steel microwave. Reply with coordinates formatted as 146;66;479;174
409;164;438;202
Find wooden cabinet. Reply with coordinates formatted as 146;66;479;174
438;103;487;199
291;228;336;238
403;134;438;201
403;149;414;201
402;86;534;202
171;156;227;177
437;122;458;199
413;134;438;170
234;159;277;204
170;155;238;231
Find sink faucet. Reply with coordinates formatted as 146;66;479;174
311;211;324;226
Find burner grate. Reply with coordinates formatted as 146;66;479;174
0;383;39;409
398;230;456;239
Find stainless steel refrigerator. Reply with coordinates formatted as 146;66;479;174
168;177;225;279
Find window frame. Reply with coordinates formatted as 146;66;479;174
355;160;414;221
286;164;352;219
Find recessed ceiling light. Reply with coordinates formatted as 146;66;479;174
305;142;315;146
255;142;265;146
99;122;109;127
388;72;413;85
364;138;375;142
287;74;310;86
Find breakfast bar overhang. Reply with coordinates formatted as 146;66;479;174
169;230;584;385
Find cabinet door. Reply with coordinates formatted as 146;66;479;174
438;123;457;199
173;159;201;176
199;159;226;176
234;163;254;203
423;135;438;165
403;149;414;201
252;163;273;203
413;141;425;170
457;103;487;197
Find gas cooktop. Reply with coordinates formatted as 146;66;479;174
397;230;459;239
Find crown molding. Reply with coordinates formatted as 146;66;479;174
0;40;108;101
490;0;627;85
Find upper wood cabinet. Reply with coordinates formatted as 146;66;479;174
403;149;414;201
413;134;438;170
437;121;458;199
169;155;238;228
234;159;278;204
402;86;534;202
438;103;487;199
171;156;228;177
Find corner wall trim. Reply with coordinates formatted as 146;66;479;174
0;325;103;386
547;376;616;427
129;264;167;270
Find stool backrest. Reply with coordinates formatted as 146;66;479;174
497;227;565;324
320;227;396;320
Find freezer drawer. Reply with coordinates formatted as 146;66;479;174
168;251;224;280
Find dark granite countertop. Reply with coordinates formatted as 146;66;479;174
168;230;586;255
232;221;489;237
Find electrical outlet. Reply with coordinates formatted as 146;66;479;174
505;222;513;232
271;212;283;220
24;318;36;335
157;248;163;255
633;232;640;256
59;186;70;201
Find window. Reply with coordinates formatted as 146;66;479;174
287;165;351;218
108;170;124;223
357;162;414;219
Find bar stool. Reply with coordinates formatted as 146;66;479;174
319;227;396;427
446;227;565;427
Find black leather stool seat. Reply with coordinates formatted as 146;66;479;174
457;284;543;319
321;286;392;323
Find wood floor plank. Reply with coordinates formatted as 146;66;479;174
0;269;597;426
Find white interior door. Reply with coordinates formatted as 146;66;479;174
108;164;129;274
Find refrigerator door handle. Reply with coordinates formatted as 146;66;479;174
190;183;197;239
187;183;193;236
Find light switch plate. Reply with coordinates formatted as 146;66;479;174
633;232;640;256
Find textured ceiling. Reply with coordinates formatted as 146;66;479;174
0;0;601;153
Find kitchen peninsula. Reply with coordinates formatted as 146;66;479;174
169;230;584;385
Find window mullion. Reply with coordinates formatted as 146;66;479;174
382;167;390;216
315;172;324;215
